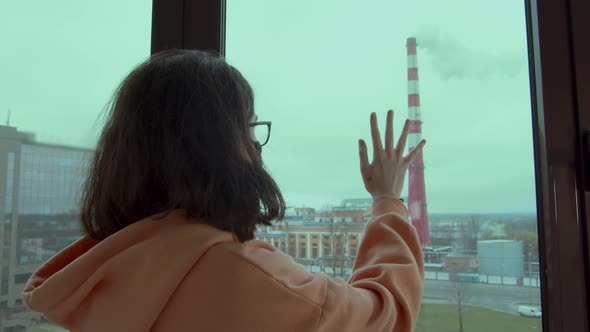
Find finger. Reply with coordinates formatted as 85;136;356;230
405;139;427;164
396;119;411;157
358;139;369;172
385;110;394;152
370;112;383;158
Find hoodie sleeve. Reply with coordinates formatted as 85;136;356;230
241;196;424;332
316;196;424;331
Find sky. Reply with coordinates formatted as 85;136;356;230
0;0;536;214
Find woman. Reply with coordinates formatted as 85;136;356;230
23;50;426;332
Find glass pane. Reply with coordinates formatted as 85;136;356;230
227;1;542;331
0;1;151;330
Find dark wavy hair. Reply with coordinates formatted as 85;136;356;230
80;50;285;242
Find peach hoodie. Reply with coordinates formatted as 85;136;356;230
22;196;424;332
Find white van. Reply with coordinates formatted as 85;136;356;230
518;305;542;318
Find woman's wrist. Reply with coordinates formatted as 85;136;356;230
372;194;404;202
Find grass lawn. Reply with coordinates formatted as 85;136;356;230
416;303;542;332
24;305;540;332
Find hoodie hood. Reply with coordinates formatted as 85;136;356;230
22;211;234;331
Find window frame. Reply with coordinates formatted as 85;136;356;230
568;0;590;273
528;0;590;330
151;0;590;329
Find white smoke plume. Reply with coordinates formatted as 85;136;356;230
415;26;527;80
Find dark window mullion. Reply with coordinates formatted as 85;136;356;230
568;0;590;320
151;0;183;54
528;0;590;330
151;0;225;54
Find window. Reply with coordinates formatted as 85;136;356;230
14;273;32;284
0;1;583;330
0;0;151;328
1;269;8;295
299;248;306;258
312;248;318;259
5;153;15;214
227;1;542;330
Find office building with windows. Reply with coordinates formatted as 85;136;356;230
0;126;92;330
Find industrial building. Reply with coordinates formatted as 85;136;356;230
478;240;525;277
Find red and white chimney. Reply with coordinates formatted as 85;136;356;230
406;37;431;245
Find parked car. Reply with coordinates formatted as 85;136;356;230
518;305;542;318
456;273;481;283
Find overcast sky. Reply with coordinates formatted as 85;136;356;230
0;0;536;213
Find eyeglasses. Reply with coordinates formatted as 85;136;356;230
249;121;272;146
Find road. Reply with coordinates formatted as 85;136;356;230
310;265;541;315
424;280;541;314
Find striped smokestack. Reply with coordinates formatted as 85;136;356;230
407;37;431;245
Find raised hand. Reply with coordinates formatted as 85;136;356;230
358;110;426;199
